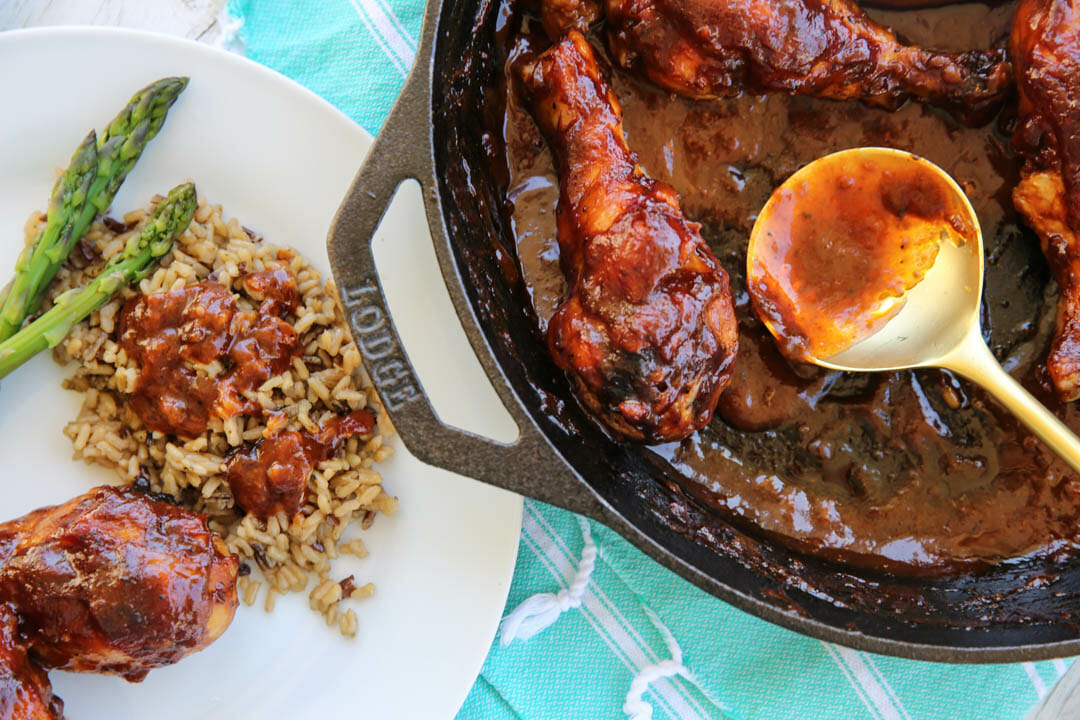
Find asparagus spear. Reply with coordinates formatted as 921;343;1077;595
0;130;98;334
0;182;197;381
0;76;189;342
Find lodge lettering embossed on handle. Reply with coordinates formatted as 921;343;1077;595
341;280;422;412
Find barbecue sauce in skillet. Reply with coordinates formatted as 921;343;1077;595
497;1;1080;574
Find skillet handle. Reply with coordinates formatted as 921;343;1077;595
327;74;615;522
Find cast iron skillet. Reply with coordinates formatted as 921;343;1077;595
327;0;1080;662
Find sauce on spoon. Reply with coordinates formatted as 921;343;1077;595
748;150;976;363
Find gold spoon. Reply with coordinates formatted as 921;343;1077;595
747;146;1080;474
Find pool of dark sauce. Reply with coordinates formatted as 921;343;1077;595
493;0;1080;575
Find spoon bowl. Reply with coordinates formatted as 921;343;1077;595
748;146;1080;474
825;228;983;372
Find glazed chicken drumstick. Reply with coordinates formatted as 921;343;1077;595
0;486;239;682
1011;0;1080;401
545;0;1011;121
516;31;739;442
0;605;61;720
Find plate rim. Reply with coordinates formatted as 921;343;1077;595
0;23;523;716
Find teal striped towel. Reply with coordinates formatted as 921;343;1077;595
226;1;1074;717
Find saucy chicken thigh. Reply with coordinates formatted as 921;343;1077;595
605;0;1011;119
542;0;1012;120
516;31;739;442
0;486;239;682
1011;0;1080;400
0;605;61;720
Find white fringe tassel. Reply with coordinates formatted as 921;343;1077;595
498;516;596;646
623;608;691;720
214;8;245;54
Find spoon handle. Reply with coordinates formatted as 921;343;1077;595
942;329;1080;476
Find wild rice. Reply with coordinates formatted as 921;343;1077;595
43;196;397;636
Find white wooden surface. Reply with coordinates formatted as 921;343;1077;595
0;0;227;40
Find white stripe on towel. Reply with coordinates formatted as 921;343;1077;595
1024;662;1048;699
343;0;408;76
499;517;596;644
518;524;639;679
823;643;885;720
345;0;415;73
527;505;719;720
829;645;904;720
372;0;418;51
520;511;704;720
524;505;717;716
624;609;692;720
861;652;911;720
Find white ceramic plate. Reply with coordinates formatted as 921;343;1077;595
0;27;523;720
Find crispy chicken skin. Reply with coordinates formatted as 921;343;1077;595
0;605;61;720
0;486;239;682
545;0;1011;120
1011;0;1080;401
516;31;739;442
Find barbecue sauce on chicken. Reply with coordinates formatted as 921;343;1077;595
0;486;238;682
498;2;1080;573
